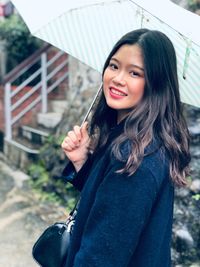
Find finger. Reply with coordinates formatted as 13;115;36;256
73;125;82;141
61;139;67;149
64;136;77;149
68;130;79;146
61;138;73;151
81;122;89;139
62;142;73;152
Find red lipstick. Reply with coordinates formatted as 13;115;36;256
109;86;127;99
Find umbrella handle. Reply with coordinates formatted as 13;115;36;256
81;82;102;127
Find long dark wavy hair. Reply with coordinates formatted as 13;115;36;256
89;29;190;187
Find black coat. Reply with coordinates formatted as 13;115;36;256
62;120;174;267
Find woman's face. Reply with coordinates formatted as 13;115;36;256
103;44;145;122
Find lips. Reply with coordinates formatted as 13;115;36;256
109;87;127;96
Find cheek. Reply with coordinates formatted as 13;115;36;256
129;81;145;99
102;71;111;95
103;68;113;84
103;70;109;85
138;85;145;97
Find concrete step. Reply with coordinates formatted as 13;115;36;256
19;125;51;145
14;136;41;151
4;125;56;169
4;138;40;170
37;112;63;128
50;100;68;114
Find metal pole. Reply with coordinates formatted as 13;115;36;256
41;52;47;113
4;82;12;140
81;82;102;127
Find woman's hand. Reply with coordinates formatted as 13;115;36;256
61;122;90;172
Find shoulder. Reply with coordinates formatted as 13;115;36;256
110;138;171;189
142;145;170;189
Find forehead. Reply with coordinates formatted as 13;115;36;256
112;44;143;66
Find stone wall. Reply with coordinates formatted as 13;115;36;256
56;55;102;135
0;40;6;82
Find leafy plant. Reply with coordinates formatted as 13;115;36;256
188;0;200;12
0;14;41;74
27;134;79;209
192;194;200;201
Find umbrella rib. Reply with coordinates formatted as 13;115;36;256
129;0;200;48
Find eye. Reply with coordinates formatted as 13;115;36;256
130;71;140;77
108;63;118;70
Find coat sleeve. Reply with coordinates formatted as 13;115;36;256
62;154;93;192
73;160;164;267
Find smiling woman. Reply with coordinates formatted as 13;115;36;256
103;44;145;123
61;28;191;267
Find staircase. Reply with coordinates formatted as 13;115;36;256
2;44;69;168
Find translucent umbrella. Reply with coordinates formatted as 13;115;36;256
11;0;200;107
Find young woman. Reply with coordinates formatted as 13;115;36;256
61;29;190;267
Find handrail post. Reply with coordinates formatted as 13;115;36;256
4;82;12;140
41;52;47;113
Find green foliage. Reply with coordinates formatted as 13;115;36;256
192;194;200;201
43;134;65;148
28;164;49;188
0;14;42;72
188;0;200;12
27;134;79;209
28;163;60;204
28;162;78;209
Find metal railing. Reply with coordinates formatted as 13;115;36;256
3;45;68;142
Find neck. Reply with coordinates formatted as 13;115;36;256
117;110;130;124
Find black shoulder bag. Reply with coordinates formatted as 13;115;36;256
32;198;80;267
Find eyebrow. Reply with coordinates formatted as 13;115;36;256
110;57;144;71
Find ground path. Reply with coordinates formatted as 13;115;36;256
0;157;67;267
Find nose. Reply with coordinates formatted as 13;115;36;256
112;71;126;86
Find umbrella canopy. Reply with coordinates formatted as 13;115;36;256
11;0;200;107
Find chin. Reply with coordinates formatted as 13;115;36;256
106;99;132;111
105;99;120;110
